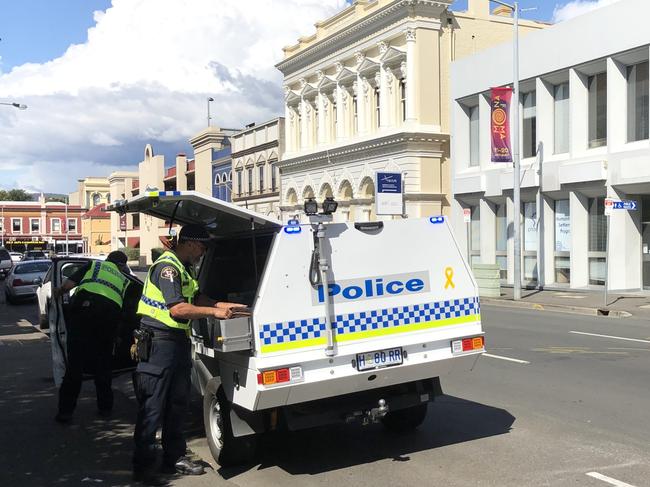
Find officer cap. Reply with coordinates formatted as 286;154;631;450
106;250;128;264
178;224;211;243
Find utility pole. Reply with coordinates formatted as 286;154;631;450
207;97;214;127
65;196;69;254
490;0;521;299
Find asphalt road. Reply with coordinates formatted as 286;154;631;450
1;283;649;487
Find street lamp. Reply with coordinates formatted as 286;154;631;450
0;102;28;110
207;97;214;127
490;0;522;300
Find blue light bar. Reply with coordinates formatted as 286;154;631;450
429;216;445;224
147;191;182;197
287;219;300;226
284;225;302;234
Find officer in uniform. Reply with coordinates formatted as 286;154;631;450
53;251;131;423
132;224;243;483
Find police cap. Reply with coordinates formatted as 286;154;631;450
178;224;211;243
106;250;128;264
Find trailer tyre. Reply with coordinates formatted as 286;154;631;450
203;384;257;467
382;403;428;432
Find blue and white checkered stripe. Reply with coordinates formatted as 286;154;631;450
259;297;480;348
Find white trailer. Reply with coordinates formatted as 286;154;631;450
109;191;485;466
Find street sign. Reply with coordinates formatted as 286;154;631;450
463;208;471;224
375;171;403;216
605;198;636;216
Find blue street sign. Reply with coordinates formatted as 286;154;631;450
612;200;637;211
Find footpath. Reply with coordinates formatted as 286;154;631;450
482;287;650;319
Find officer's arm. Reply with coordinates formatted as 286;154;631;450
52;279;77;299
168;301;233;320
194;294;247;310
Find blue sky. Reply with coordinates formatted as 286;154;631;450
0;0;618;193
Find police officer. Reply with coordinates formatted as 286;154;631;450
132;224;243;483
53;251;131;423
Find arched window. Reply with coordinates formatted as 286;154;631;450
92;193;100;206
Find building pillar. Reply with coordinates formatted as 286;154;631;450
300;98;309;149
317;93;326;145
405;28;416;123
479;199;496;264
607;57;627;152
336;85;344;140
540;193;555;287
569;191;589;288
284;102;293;152
569;68;588;157
607;186;642;290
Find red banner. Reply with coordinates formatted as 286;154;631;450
491;87;513;163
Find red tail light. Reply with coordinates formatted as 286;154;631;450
12;278;28;287
257;366;303;386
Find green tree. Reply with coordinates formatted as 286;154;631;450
0;189;33;201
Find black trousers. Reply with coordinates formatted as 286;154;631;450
58;301;118;414
132;334;191;469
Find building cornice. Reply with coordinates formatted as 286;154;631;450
278;131;448;172
276;0;450;76
231;140;280;160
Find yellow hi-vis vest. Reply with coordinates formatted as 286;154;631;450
77;260;130;308
136;251;199;330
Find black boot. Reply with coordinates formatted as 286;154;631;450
161;456;205;475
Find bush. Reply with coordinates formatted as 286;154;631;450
123;247;140;261
151;247;166;262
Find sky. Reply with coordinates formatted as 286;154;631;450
0;0;623;194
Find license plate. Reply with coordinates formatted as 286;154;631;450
356;347;403;371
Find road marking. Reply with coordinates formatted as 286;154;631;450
586;471;637;487
482;353;530;364
570;331;650;344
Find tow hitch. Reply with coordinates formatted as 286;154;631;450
345;399;389;425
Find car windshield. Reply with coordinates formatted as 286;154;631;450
14;262;51;274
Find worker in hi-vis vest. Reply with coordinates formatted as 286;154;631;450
132;224;245;483
53;250;131;423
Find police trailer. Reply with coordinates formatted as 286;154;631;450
108;191;485;466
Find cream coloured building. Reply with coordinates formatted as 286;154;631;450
276;0;545;222
231;118;285;218
69;176;111;209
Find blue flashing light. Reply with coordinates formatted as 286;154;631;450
287;219;300;226
284;225;302;234
429;216;445;224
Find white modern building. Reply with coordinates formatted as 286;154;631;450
277;0;544;222
451;0;649;291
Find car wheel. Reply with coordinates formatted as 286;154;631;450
203;384;258;467
5;291;15;305
382;403;428;432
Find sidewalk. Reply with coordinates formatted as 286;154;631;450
481;287;650;319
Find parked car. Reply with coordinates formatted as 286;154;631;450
21;250;49;261
36;256;134;329
0;248;13;279
9;252;23;263
4;260;51;304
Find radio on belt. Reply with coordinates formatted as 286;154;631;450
104;190;485;467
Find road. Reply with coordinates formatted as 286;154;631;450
1;282;649;486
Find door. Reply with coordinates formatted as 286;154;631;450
49;258;143;386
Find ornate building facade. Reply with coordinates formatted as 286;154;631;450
276;0;544;222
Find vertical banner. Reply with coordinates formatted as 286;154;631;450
491;87;513;163
375;171;403;216
119;213;127;231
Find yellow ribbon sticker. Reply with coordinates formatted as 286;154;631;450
444;267;455;289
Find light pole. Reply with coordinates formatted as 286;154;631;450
490;0;521;300
1;204;4;248
0;102;28;110
207;97;214;127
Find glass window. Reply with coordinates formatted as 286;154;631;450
271;165;277;192
522;91;537;158
0;218;3;232
588;197;607;285
496;204;507;252
314;104;319;142
67;218;77;233
374;87;380;128
247;168;253;194
470;205;480;252
588;72;607;148
553;82;570;154
523;202;537;251
132;214;140;228
259;165;265;192
554;199;571;284
92;194;100;206
12;218;21;233
627;61;649;142
332;98;337;138
400;79;406;122
469;106;479;167
353;95;358;134
31;219;40;233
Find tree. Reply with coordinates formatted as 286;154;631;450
0;189;33;201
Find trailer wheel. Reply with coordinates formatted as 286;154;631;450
382;403;428;432
203;385;257;467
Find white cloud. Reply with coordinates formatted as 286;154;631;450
552;0;623;22
0;0;347;193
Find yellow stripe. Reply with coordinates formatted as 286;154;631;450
259;313;481;354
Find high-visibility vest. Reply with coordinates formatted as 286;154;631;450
136;251;199;330
77;260;130;308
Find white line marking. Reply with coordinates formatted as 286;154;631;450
570;331;650;344
482;353;530;364
586;471;637;487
